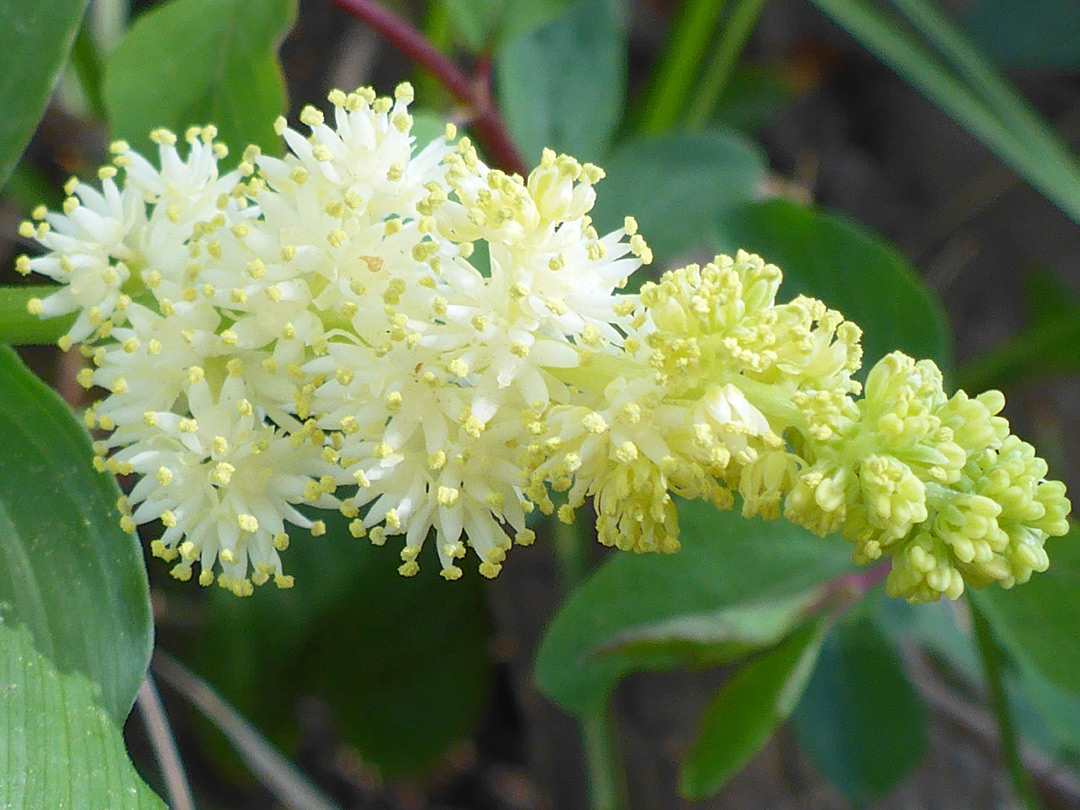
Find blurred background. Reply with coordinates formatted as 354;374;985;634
4;0;1080;808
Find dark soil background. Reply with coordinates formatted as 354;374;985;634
5;0;1080;808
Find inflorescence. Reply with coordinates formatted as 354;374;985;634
17;84;1070;602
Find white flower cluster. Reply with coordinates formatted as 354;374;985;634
19;84;651;593
19;84;1068;602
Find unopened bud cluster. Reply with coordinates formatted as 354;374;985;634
18;84;1069;602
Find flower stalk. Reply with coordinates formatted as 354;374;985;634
971;602;1047;810
326;0;528;176
554;516;628;810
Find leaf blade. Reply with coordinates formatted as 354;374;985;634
535;503;855;715
0;0;90;185
793;612;928;804
496;0;627;164
679;621;826;799
0;346;153;723
972;525;1080;697
590;130;768;268
0;622;165;809
102;0;296;156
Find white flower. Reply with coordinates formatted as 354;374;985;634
109;375;343;594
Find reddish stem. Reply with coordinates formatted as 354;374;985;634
810;562;891;618
327;0;529;177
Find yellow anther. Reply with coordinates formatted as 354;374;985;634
615;440;639;464
210;462;235;486
300;105;324;127
437;486;460;507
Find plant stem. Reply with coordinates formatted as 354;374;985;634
639;0;729;135
553;517;627;810
580;708;625;810
0;285;72;345
326;0;528;176
970;601;1046;810
153;654;344;810
687;0;770;129
137;675;197;810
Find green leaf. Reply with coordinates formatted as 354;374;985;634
1011;652;1080;762
590;130;767;268
0;0;90;185
441;0;574;51
594;589;820;671
679;621;826;799
792;613;928;804
0;346;153;723
715;199;953;374
535;502;855;715
102;0;296;157
875;594;980;680
972;525;1080;697
495;0;626;165
192;510;491;777
966;0;1080;69
0;622;166;809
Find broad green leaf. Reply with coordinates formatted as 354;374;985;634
966;0;1080;69
103;0;296;156
535;502;855;715
595;590;820;671
716;199;953;373
193;511;491;777
875;595;980;680
972;526;1080;697
0;346;153;723
792;613;928;804
441;0;574;51
1011;653;1080;762
590;131;767;268
0;622;165;809
680;622;826;799
496;0;626;164
0;0;90;185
